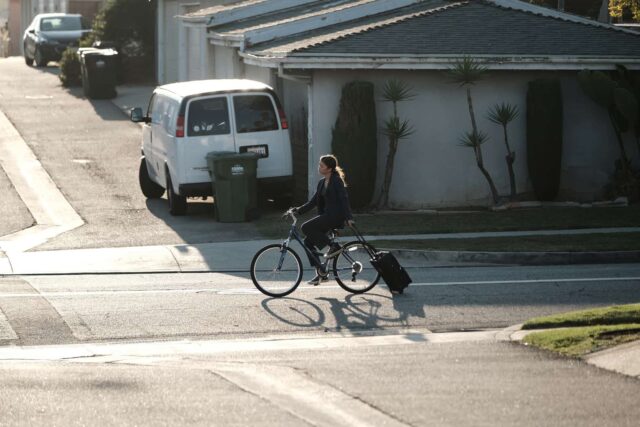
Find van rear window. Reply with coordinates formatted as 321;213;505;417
233;95;278;133
187;97;230;137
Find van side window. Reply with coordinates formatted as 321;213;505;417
147;94;156;120
233;95;278;133
187;97;230;137
151;96;166;126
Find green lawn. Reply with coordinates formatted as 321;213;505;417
521;304;640;357
523;324;640;357
255;205;640;239
370;233;640;252
254;205;640;252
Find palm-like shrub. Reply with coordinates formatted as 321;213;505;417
488;102;519;199
448;57;499;205
376;79;414;209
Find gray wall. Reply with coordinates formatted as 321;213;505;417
311;69;628;208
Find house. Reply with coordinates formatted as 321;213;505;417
162;0;640;207
6;0;104;56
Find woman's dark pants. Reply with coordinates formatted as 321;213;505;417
301;215;341;268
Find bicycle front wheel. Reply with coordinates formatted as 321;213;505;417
332;241;380;294
251;244;303;297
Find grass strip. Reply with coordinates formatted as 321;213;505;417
522;304;640;329
254;205;640;239
369;232;640;252
522;324;640;357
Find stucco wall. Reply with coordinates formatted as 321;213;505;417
159;0;178;83
312;69;627;208
244;64;273;86
213;45;244;79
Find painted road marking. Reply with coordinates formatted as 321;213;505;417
0;276;638;298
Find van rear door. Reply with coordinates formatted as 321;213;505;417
231;93;291;179
181;96;235;184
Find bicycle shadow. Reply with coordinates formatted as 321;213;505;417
260;289;427;333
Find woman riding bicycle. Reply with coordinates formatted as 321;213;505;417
292;154;355;285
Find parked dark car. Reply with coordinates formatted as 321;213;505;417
23;13;91;67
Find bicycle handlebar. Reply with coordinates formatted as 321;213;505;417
282;208;298;226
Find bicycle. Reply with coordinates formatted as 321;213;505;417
250;209;381;297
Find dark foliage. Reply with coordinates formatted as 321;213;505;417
526;79;564;201
58;48;81;87
331;81;378;209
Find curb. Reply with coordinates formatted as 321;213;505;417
391;249;640;267
500;323;640;379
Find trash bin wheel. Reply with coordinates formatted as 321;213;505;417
166;169;187;216
139;158;164;199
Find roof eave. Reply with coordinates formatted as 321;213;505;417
240;52;640;71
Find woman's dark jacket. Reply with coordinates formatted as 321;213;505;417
297;172;353;223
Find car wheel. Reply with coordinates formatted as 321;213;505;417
166;170;187;216
34;47;47;67
24;52;33;66
139;158;165;199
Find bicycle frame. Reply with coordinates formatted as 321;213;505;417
278;211;361;274
280;212;323;268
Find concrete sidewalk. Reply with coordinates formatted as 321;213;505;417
505;325;640;380
2;228;640;275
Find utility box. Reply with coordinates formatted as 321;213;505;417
78;47;118;99
206;151;260;222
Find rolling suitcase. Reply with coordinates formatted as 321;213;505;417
370;250;412;294
352;225;412;294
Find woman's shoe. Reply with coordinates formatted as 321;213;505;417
307;268;329;285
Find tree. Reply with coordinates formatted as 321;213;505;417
331;81;378;209
83;0;157;81
376;80;414;209
609;0;640;22
488;103;519;200
526;0;609;20
448;57;500;205
578;70;636;164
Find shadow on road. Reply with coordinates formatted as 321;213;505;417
260;291;427;333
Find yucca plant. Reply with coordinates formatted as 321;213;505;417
376;79;415;209
488;102;520;199
448;57;500;205
458;130;499;200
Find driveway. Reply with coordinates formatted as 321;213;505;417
0;57;264;251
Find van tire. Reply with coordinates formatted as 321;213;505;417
139;158;165;199
166;170;187;216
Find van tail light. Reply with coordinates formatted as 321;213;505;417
278;108;288;129
176;115;185;137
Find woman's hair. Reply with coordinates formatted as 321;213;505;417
320;154;347;185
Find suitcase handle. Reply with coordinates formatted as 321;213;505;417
349;224;378;258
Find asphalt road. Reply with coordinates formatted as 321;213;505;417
1;263;640;425
0;57;262;250
2;263;640;346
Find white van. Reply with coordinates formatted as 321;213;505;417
130;79;293;215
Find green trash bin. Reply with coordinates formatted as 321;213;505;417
206;151;260;222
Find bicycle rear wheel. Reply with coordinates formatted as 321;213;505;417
251;244;303;297
332;241;380;294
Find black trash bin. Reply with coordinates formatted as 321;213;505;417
206;151;260;222
78;47;118;99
